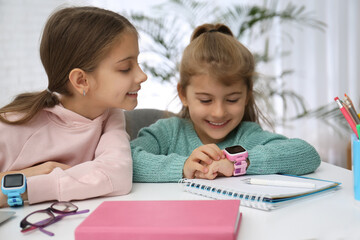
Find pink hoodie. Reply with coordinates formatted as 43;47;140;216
0;105;132;204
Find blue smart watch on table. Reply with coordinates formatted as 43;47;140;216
1;173;26;207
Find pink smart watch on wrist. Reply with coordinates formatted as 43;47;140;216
223;145;248;176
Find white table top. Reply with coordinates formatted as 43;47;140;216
0;161;359;240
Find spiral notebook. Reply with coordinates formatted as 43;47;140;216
180;174;340;211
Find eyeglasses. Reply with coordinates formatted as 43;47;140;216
20;201;89;236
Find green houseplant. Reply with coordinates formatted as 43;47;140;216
125;0;326;126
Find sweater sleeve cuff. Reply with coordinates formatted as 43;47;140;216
168;155;187;181
27;170;60;204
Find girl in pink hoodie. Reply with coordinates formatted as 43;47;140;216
0;6;147;207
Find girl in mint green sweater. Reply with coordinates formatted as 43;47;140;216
131;23;320;182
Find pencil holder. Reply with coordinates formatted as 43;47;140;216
352;134;360;201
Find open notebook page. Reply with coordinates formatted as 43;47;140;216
182;174;340;200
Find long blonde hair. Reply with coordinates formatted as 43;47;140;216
0;6;137;125
178;23;262;124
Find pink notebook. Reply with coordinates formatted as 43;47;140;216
75;200;241;240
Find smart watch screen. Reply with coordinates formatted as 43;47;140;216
225;145;246;154
3;174;24;188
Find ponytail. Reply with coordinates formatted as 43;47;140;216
0;90;59;125
190;23;234;41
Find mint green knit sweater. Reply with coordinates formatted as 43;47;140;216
131;117;321;182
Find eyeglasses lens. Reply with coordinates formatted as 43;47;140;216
26;211;53;226
52;202;77;212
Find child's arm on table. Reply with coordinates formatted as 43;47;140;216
131;118;224;182
0;162;70;208
26;109;132;204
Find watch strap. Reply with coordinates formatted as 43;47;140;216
233;160;247;176
7;191;24;207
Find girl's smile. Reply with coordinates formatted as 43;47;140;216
206;120;231;128
126;89;140;97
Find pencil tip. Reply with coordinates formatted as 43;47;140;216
242;178;249;183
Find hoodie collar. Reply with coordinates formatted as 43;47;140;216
44;104;109;127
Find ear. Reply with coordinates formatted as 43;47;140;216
68;68;89;96
177;83;188;107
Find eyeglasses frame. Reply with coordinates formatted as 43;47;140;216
20;201;89;236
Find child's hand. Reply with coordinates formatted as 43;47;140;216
183;144;224;179
195;158;234;179
217;158;235;177
195;160;220;180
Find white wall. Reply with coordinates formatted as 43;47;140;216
0;0;62;105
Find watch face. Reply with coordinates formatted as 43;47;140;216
4;174;24;188
225;145;246;154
